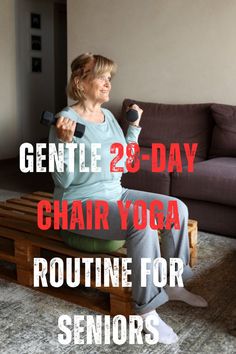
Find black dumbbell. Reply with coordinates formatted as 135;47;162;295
126;103;139;122
40;111;85;138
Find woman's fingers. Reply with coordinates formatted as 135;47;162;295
63;118;73;131
133;105;143;115
71;120;76;135
127;104;143;120
55;116;76;142
56;116;66;127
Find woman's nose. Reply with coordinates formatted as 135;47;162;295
104;79;110;87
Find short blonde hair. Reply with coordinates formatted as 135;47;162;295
67;53;117;102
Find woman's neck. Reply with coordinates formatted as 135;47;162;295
72;101;104;123
78;101;102;114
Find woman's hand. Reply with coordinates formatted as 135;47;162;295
127;104;143;127
55;116;76;143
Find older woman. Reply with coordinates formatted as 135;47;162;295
49;53;207;345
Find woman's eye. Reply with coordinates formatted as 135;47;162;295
98;75;111;82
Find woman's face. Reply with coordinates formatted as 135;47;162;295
81;61;112;105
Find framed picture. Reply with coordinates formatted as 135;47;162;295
31;35;41;51
31;13;41;29
32;57;42;73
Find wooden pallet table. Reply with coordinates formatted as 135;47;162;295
0;191;198;315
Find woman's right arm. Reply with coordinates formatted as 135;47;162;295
49;116;76;189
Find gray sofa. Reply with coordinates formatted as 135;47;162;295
120;99;236;237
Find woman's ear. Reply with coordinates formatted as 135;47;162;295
80;84;84;93
74;77;80;87
74;77;84;92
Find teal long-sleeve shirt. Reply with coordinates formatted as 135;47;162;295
49;106;142;204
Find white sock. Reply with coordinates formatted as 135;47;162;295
141;310;179;345
165;285;208;307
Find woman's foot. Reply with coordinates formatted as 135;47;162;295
165;285;208;307
141;310;179;345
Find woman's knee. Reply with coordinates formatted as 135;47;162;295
127;206;159;241
175;198;189;221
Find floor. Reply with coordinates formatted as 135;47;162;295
0;159;236;353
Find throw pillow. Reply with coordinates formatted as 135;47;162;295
209;103;236;157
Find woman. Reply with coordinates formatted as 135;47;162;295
49;53;207;345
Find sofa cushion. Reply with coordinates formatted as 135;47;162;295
120;99;213;160
180;198;236;237
209;103;236;157
171;157;236;207
121;147;171;195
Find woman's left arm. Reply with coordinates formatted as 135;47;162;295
125;124;142;144
125;104;143;144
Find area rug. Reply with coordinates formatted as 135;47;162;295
0;191;236;353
